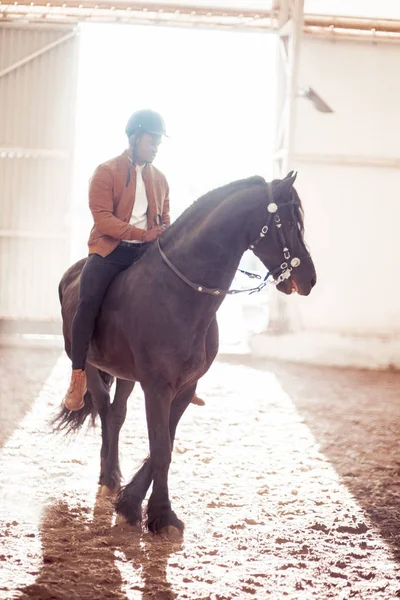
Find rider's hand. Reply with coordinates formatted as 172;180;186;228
143;226;164;242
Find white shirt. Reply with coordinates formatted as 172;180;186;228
123;163;148;243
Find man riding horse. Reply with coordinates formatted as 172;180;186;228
64;110;204;411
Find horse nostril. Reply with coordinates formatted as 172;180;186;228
311;276;316;288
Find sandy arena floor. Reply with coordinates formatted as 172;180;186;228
1;346;400;599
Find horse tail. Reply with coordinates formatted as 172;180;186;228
51;389;98;435
51;369;112;435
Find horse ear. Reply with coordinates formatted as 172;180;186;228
285;170;297;181
278;172;297;196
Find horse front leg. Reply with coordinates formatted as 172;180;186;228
115;384;196;530
169;384;196;447
146;384;196;534
142;384;176;533
115;382;173;529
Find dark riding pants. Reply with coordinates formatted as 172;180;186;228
71;243;147;370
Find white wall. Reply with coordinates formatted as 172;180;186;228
251;37;400;368
0;26;79;322
294;37;400;336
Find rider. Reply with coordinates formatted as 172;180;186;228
64;109;204;410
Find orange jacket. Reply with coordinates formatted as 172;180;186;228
87;150;170;257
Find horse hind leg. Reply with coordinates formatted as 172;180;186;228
115;455;153;527
85;364;114;491
100;378;134;496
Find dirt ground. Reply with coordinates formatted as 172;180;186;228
1;346;400;599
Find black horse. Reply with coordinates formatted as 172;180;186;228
54;173;316;534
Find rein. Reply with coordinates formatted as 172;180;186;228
157;182;307;297
157;239;264;296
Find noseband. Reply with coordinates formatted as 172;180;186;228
157;182;307;297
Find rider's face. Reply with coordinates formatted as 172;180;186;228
132;132;162;164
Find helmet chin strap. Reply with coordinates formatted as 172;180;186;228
125;134;141;186
131;133;139;164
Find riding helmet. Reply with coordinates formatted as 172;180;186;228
125;109;167;138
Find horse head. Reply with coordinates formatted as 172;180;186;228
249;172;316;297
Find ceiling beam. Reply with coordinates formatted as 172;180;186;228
1;1;400;39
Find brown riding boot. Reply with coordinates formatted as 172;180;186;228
191;394;205;406
64;369;87;411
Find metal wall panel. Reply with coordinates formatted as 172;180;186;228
0;24;79;322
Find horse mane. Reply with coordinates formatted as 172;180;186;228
162;174;305;246
163;176;267;240
291;186;305;235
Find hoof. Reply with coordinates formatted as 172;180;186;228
158;525;184;540
98;469;122;494
115;488;143;527
147;507;184;535
99;485;117;498
114;513;141;532
115;513;127;525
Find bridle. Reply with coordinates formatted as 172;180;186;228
157;182;308;297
